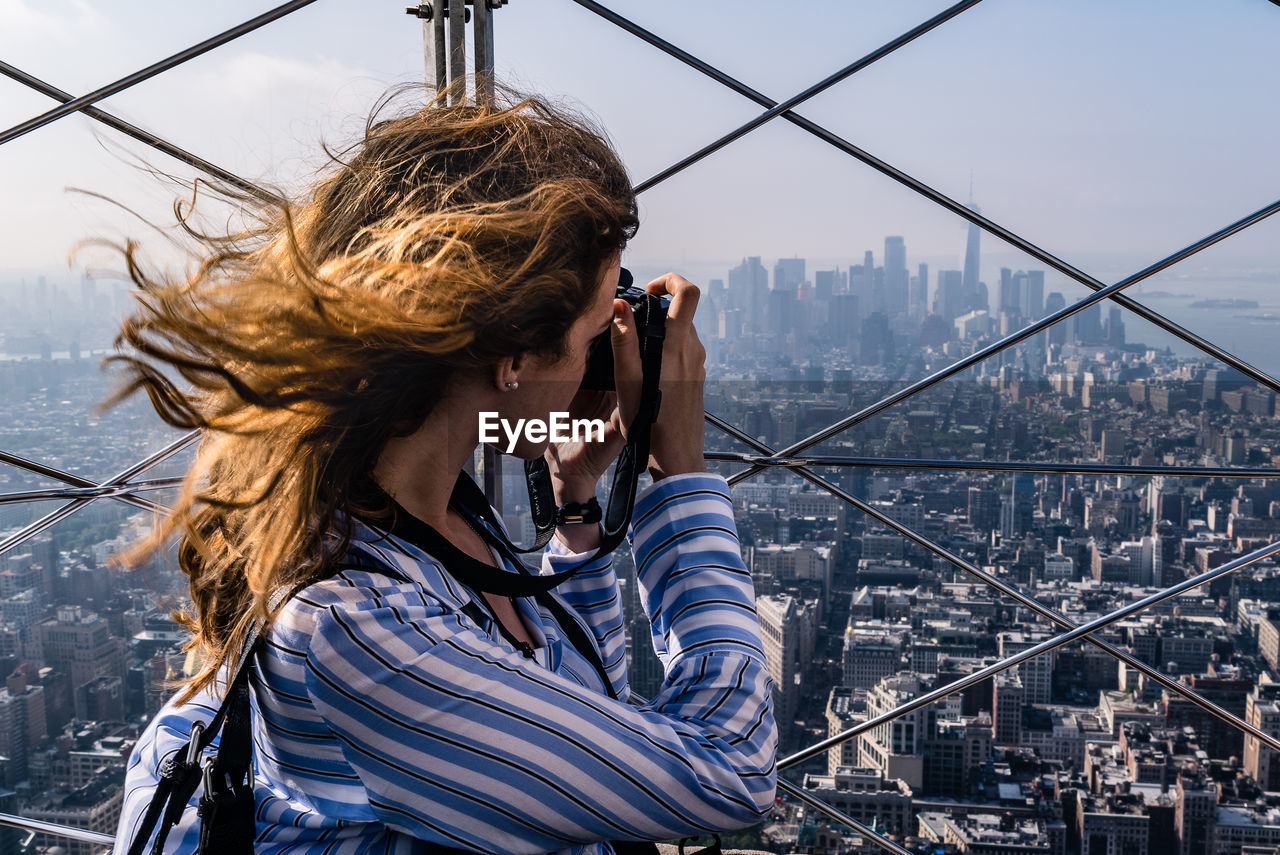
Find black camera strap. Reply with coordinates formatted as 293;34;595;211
442;290;666;598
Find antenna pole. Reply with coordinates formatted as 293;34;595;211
406;1;508;507
406;1;505;105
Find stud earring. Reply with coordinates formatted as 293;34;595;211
505;381;519;390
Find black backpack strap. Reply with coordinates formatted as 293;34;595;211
613;844;662;855
128;727;204;855
128;559;411;855
195;665;256;851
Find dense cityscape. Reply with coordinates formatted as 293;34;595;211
2;215;1280;854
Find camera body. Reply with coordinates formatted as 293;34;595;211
580;267;670;391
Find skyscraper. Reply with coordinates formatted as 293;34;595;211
757;593;818;749
1106;306;1126;345
1072;301;1103;346
910;262;929;319
1045;291;1067;345
999;268;1019;315
1244;680;1280;791
863;249;885;314
883;236;908;317
771;257;805;340
1024;270;1045;319
814;268;844;302
934;269;965;323
773;257;806;293
728;256;768;333
962;203;981;308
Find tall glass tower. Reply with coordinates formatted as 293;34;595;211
962;202;981;309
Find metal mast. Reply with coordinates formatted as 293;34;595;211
407;0;509;508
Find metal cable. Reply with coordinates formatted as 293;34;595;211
703;450;1280;479
573;0;1280;787
573;0;1280;395
0;812;114;846
778;778;913;855
1;0;1275;847
0;0;321;148
0;60;278;202
705;413;1280;756
781;536;1280;770
0;449;168;514
0;430;197;559
0;477;180;507
728;195;1280;486
620;0;986;194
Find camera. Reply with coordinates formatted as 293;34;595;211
580;267;671;391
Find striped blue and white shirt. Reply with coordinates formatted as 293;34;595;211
117;472;777;854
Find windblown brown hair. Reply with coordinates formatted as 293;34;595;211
109;90;638;700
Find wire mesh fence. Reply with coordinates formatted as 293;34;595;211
1;0;1278;851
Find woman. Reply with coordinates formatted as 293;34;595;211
114;92;776;853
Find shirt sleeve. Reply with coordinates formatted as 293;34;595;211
628;473;767;670
302;473;776;852
542;528;629;700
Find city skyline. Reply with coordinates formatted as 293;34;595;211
3;2;1280;851
4;234;1280;850
2;0;1278;280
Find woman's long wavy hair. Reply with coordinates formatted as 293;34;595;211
110;89;638;700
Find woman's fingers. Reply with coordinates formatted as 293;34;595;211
645;272;700;327
610;299;642;434
641;273;707;479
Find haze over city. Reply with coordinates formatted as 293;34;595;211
2;1;1280;852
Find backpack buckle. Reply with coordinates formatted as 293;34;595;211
185;721;206;766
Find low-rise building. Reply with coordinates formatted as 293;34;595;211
800;766;914;839
1215;804;1280;855
24;773;122;855
941;812;1063;855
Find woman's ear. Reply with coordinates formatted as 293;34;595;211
493;355;521;391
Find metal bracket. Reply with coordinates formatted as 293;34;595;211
406;0;508;17
411;0;507;105
406;3;470;23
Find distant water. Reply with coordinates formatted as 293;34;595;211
1124;289;1280;379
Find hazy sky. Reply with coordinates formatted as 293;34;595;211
2;0;1278;296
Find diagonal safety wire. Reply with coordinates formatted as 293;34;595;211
574;0;1280;395
704;413;1280;756
106;429;199;484
0;478;181;506
0;430;197;559
783;536;1280;770
0;60;278;203
0;3;289;582
0;499;98;561
0;0;1271;843
585;0;1280;767
622;0;985;193
629;686;911;855
702;451;1280;479
778;778;912;855
0;449;167;514
582;0;1280;769
0;0;320;147
728;195;1280;486
0;813;113;847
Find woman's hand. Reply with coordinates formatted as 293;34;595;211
620;273;708;481
544;271;708;499
543;385;627;505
